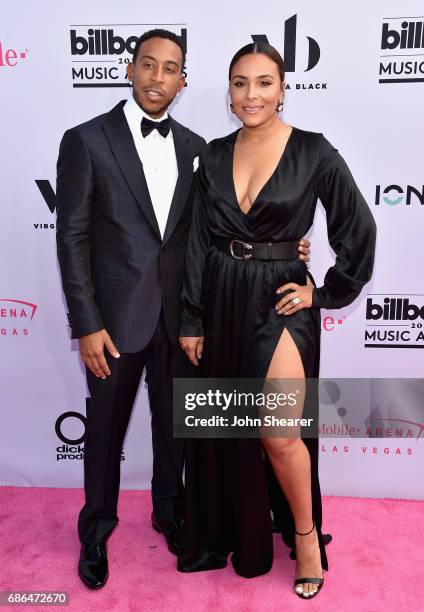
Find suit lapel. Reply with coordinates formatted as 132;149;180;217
162;117;194;246
103;101;161;239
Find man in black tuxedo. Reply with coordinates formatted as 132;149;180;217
56;30;206;589
56;29;311;589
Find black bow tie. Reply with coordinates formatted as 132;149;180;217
140;116;171;138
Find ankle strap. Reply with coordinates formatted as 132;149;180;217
295;521;315;536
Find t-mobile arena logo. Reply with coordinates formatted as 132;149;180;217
0;42;29;67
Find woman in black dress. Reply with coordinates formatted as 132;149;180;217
178;42;376;599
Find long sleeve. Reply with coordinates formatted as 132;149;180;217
179;156;211;337
311;135;377;309
56;128;104;338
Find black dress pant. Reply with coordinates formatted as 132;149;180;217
78;309;192;544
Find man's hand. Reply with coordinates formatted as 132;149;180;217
179;336;204;366
298;238;311;265
78;329;120;379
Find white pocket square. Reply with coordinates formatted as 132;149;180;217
193;156;199;172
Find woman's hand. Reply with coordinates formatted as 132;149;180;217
275;275;314;316
179;336;204;366
298;237;311;267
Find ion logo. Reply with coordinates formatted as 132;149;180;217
375;185;424;206
379;17;424;83
69;23;187;88
0;42;29;67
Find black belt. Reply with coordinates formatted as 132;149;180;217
212;236;299;260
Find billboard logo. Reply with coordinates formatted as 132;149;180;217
379;17;424;83
71;29;138;56
364;294;424;348
382;20;424;50
70;23;187;88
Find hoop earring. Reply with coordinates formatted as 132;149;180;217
276;100;284;112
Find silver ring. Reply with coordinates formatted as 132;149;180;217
292;297;301;305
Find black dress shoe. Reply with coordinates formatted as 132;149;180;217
78;543;109;589
151;512;182;556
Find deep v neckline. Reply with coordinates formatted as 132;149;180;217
230;126;296;216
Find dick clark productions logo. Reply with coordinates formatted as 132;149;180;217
55;402;125;462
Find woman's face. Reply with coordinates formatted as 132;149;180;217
229;53;284;127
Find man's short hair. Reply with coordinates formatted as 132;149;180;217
132;29;186;73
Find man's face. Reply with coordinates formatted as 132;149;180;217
127;37;185;118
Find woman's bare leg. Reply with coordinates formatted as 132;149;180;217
261;328;323;597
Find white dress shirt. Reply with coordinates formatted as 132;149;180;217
123;95;178;239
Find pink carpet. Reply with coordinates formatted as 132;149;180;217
0;487;422;611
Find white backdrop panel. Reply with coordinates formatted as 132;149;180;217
1;0;423;498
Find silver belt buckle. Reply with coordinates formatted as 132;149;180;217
230;239;253;260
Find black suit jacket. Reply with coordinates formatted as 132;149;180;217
56;100;206;352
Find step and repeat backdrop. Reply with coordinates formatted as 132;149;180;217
1;0;423;498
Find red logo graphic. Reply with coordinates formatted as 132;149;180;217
368;418;424;441
320;444;413;456
0;299;38;337
0;42;29;67
322;316;345;332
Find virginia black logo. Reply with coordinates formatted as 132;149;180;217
252;14;326;91
379;17;424;83
252;14;320;72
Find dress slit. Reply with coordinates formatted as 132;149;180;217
258;320;329;572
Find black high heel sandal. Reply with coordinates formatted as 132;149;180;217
293;521;324;600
